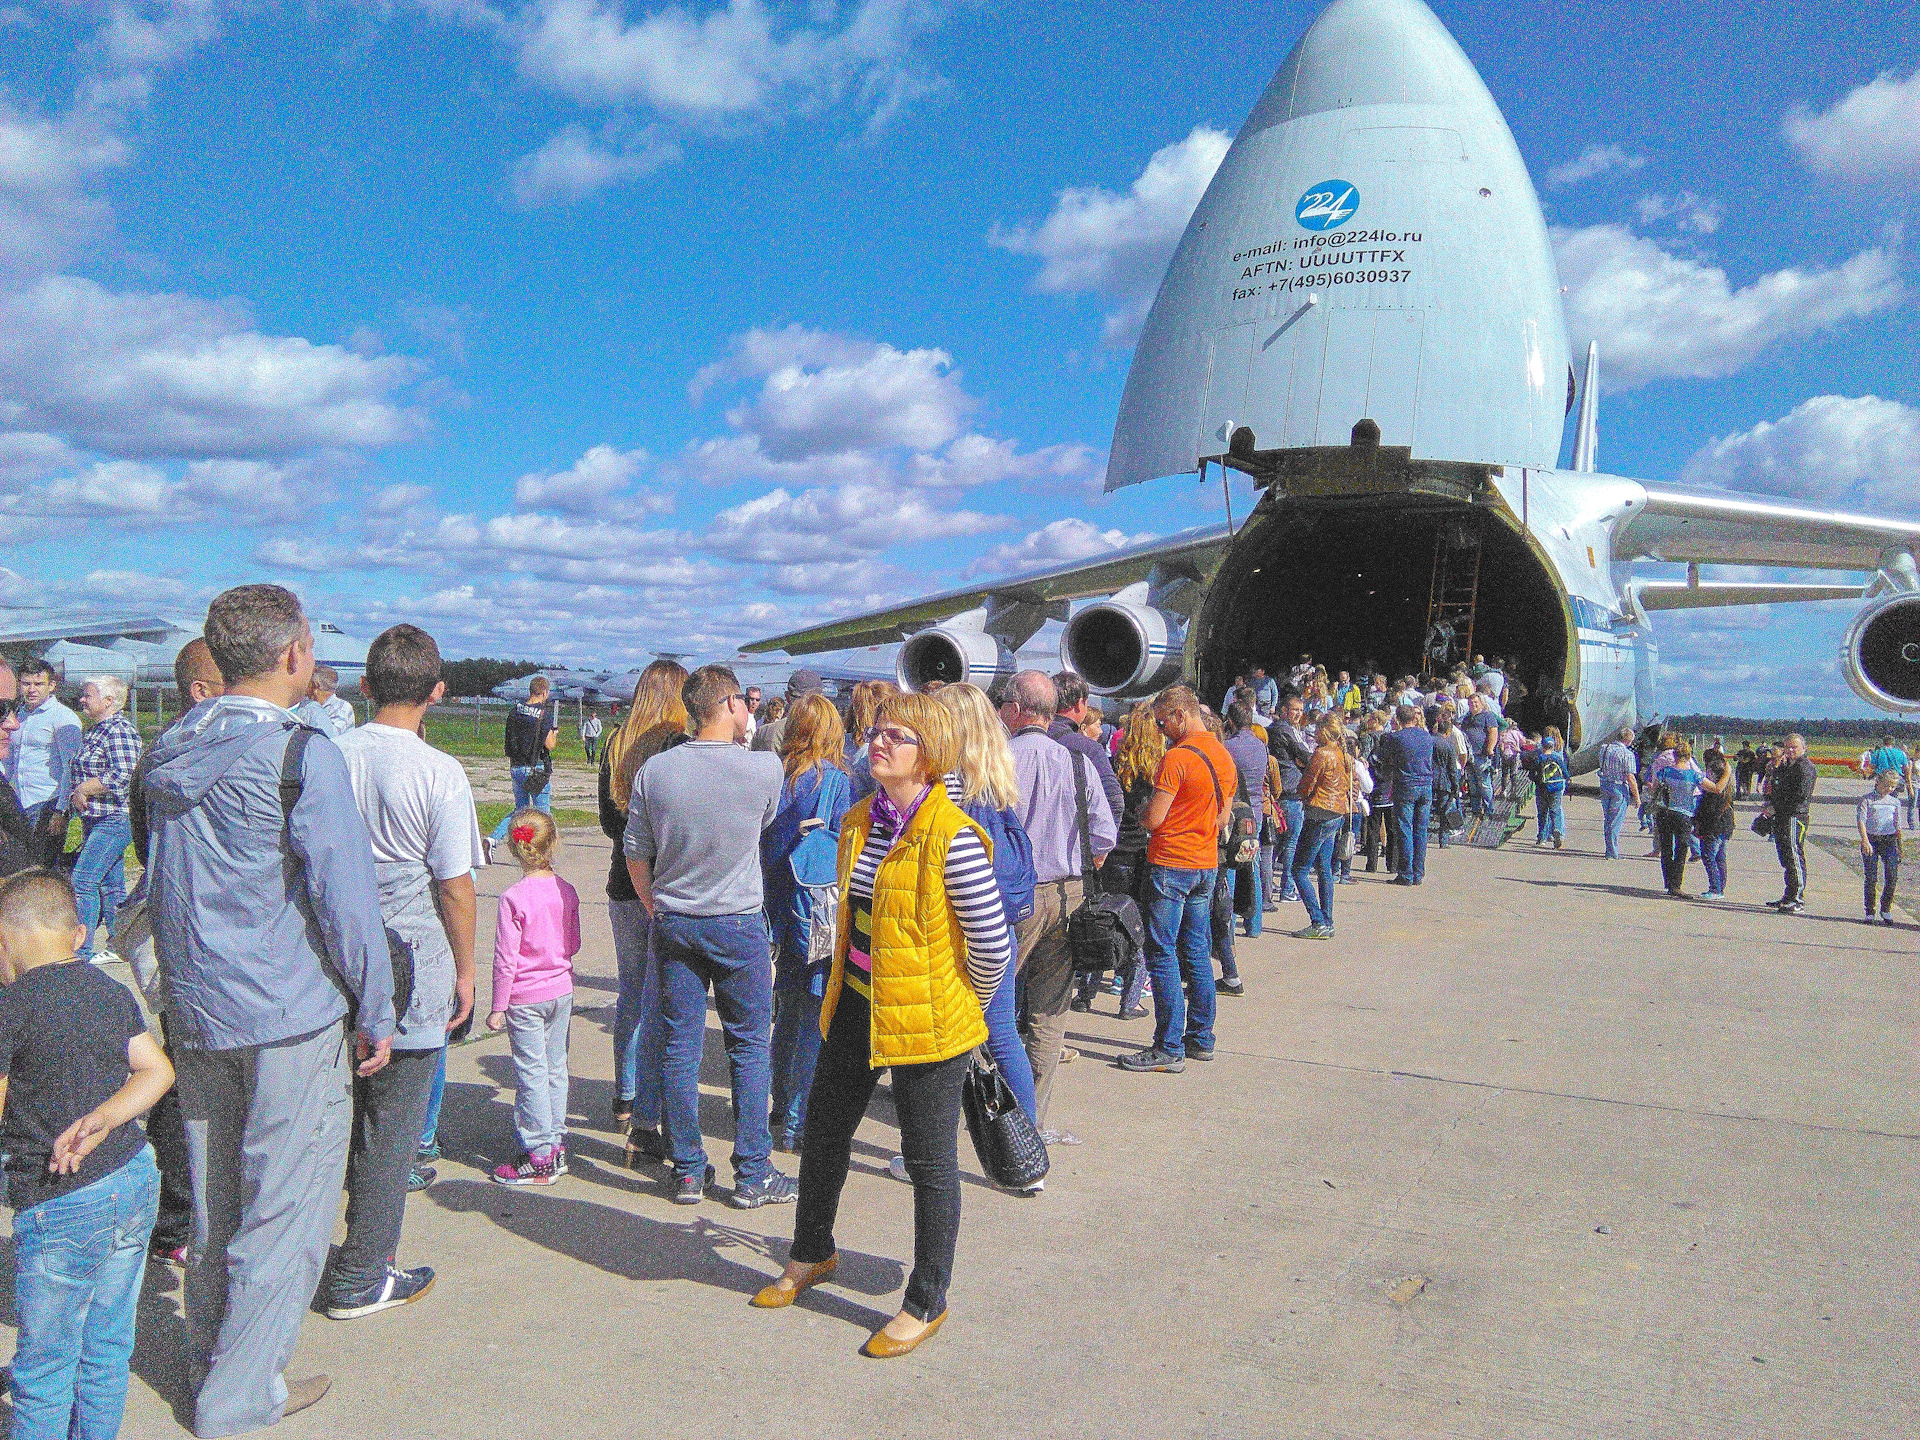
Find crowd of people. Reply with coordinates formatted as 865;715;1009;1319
0;601;1905;1436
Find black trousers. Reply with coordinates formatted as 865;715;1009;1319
1773;815;1809;903
329;1046;442;1293
792;990;969;1321
1655;810;1692;893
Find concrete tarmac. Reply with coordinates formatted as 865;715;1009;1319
97;783;1918;1439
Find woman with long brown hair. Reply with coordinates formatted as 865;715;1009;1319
598;659;687;1153
1089;702;1163;1019
760;693;852;1151
1289;712;1354;939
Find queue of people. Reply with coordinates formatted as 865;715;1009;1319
0;596;1910;1437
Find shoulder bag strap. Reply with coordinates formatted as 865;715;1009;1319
1180;741;1227;832
279;723;316;825
1069;749;1094;881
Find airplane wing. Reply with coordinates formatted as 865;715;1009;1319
1628;579;1868;613
743;523;1232;656
1613;486;1920;572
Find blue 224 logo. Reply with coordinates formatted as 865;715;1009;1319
1295;181;1359;231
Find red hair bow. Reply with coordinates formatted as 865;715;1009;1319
510;824;537;843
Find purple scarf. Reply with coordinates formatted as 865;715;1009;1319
871;782;933;842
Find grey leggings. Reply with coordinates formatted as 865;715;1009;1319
507;994;573;1155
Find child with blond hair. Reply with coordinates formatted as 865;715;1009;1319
488;811;580;1186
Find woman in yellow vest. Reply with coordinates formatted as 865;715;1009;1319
750;691;1011;1357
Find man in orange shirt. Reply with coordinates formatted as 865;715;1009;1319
1118;685;1236;1074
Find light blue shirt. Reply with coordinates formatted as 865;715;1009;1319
10;696;81;809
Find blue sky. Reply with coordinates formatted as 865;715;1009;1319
2;0;1916;715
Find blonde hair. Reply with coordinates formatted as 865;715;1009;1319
506;809;557;871
934;683;1019;808
90;675;128;709
1151;684;1200;716
606;660;689;814
781;693;846;781
872;691;957;783
1114;704;1165;790
1315;712;1348;746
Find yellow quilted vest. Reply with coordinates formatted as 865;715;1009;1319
819;787;991;1066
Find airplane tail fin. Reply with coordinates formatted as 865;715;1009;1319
1571;341;1599;473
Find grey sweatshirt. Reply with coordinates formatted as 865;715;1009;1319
624;741;783;916
142;696;396;1052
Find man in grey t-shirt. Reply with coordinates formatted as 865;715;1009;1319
625;665;791;1210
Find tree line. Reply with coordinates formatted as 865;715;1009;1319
438;658;548;698
1666;715;1920;742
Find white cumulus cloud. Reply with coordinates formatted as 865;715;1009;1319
514;443;668;515
508;123;680;206
1632;191;1722;235
1784;68;1920;186
1552;224;1903;390
990;125;1231;344
970;517;1154;576
1544;142;1647;190
707;326;974;460
704;480;1001;563
0;276;423;457
1679;394;1920;513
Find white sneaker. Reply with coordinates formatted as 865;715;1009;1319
88;949;122;966
887;1155;909;1182
480;837;494;866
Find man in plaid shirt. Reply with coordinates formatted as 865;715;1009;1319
68;676;143;962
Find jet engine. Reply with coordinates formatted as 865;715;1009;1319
1059;599;1187;697
1844;593;1920;711
897;625;1017;692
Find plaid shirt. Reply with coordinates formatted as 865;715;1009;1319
68;712;143;819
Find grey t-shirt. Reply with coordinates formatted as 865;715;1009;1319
625;741;783;916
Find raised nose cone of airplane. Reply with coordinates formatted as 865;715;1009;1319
1106;0;1570;491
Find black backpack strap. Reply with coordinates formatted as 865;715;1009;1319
1182;741;1225;816
279;722;316;823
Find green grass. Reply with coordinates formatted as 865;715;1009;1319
129;702;602;769
477;803;598;832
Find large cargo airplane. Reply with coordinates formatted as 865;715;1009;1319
746;0;1920;764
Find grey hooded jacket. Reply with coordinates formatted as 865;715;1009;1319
141;695;396;1052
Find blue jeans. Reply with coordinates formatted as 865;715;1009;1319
488;764;553;842
1599;783;1631;858
420;1049;445;1150
1470;757;1495;816
1700;833;1729;896
1143;864;1215;1060
1289;810;1342;928
768;985;825;1143
10;1147;159;1440
609;899;663;1124
1274;799;1304;898
979;967;1038;1121
1536;789;1566;842
652;911;774;1184
1394;792;1431;882
71;812;131;960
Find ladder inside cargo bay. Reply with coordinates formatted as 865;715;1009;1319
1423;525;1481;671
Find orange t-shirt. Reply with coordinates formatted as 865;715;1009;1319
1148;733;1237;870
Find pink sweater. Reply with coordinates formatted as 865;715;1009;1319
492;873;579;1010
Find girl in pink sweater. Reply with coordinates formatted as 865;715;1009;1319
488;811;581;1186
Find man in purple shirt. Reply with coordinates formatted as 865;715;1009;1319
999;672;1115;1142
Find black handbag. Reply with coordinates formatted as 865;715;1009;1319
960;1051;1049;1190
1064;753;1144;977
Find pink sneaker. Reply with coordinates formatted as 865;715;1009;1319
491;1148;561;1186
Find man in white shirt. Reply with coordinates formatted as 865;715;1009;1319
305;665;357;735
325;624;480;1322
9;657;81;865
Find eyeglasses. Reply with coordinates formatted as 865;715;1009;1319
867;725;920;749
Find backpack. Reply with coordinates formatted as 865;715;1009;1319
960;796;1037;928
1536;751;1568;793
786;770;847;989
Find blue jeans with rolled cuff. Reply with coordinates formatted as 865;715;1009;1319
9;1146;159;1440
1289;810;1342;929
72;812;131;960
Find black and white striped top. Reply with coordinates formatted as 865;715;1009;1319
847;786;1011;1001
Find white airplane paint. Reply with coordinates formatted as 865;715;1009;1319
747;0;1920;762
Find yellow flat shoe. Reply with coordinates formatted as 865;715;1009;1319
861;1309;947;1358
750;1254;838;1308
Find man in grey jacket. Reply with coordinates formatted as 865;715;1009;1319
143;585;395;1438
